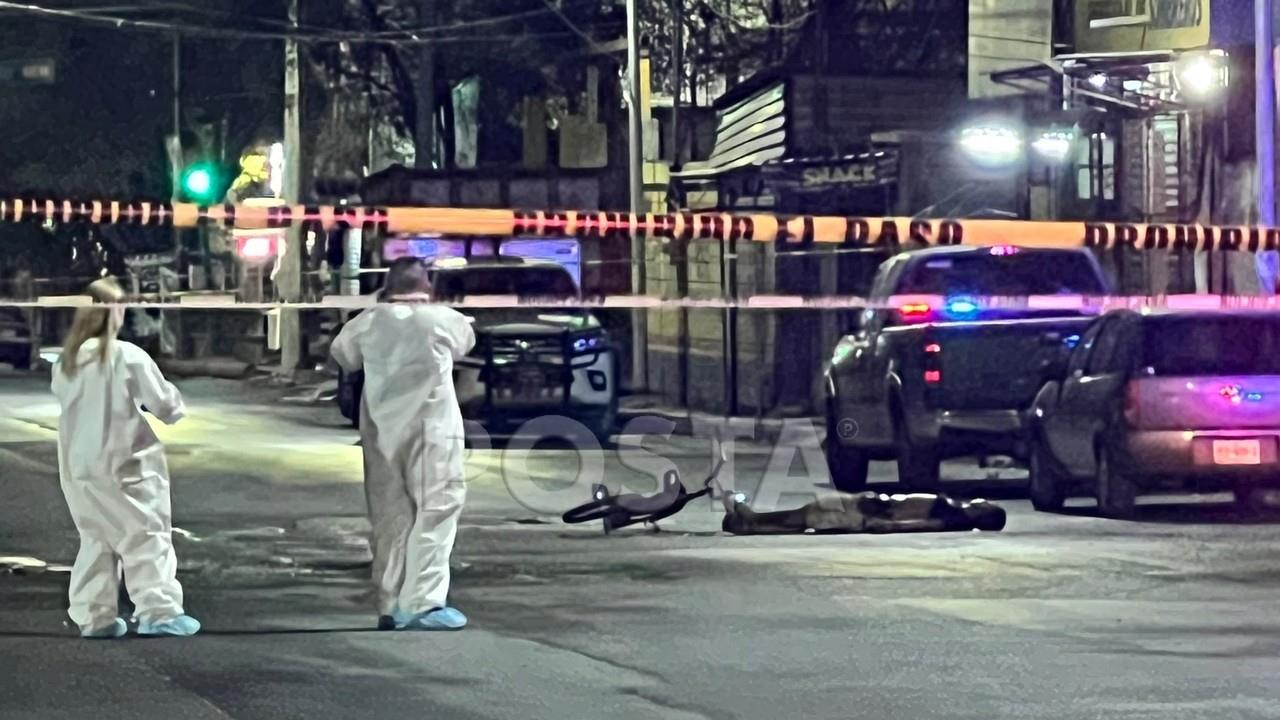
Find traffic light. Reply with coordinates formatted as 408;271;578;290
179;161;222;203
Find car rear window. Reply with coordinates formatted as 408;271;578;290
433;267;579;300
897;251;1105;296
1143;316;1280;375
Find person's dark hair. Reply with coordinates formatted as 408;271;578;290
969;503;1007;532
381;258;432;301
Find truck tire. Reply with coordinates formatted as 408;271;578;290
894;410;940;490
825;423;869;493
1028;439;1066;512
585;401;618;449
1095;444;1137;519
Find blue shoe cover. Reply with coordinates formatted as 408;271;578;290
82;618;128;639
398;607;467;631
138;614;201;637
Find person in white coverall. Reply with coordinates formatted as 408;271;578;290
331;258;476;631
51;279;200;638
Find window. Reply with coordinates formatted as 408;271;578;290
897;250;1106;296
433;267;579;300
1149;115;1182;219
1087;321;1121;375
1142;316;1280;375
1068;320;1106;376
1076;131;1115;201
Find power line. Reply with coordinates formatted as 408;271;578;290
0;1;564;45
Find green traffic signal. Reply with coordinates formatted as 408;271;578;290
180;163;219;202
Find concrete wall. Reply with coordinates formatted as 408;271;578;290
967;0;1053;99
644;236;863;417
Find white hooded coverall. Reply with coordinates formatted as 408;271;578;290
332;302;476;617
51;339;188;632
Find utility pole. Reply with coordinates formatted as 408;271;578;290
277;0;303;376
626;0;648;391
168;31;183;357
671;0;682;169
671;0;687;407
172;33;181;152
1257;0;1277;291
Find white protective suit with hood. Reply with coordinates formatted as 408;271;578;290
51;338;188;632
332;301;476;617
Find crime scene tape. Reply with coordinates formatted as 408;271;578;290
7;293;1280;312
5;197;1280;251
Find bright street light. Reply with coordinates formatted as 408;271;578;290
958;124;1023;167
1031;130;1074;163
1176;52;1227;102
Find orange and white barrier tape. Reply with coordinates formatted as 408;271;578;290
7;294;1280;312
4;197;1280;251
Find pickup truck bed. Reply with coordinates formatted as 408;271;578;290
888;316;1092;443
822;245;1109;492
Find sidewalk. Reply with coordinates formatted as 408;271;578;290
618;393;823;444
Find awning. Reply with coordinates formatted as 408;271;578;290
988;50;1213;113
670;82;787;180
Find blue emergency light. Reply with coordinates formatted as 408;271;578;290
943;297;980;319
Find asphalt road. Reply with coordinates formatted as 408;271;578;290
2;375;1279;720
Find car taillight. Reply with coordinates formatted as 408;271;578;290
924;370;942;384
897;303;932;323
1124;381;1142;426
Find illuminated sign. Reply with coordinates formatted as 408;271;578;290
801;163;883;188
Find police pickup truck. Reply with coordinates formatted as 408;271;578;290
822;245;1110;492
337;256;618;441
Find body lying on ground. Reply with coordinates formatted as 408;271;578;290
721;491;1006;535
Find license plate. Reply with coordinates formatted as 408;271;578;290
508;369;546;400
1212;439;1262;465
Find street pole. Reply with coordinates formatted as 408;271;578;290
671;0;682;169
168;31;182;356
172;32;181;151
671;0;686;407
626;0;648;392
1257;0;1277;292
277;0;303;376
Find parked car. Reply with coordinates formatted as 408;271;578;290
1028;310;1280;517
337;257;619;442
822;245;1109;492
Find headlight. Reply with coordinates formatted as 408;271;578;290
571;333;606;354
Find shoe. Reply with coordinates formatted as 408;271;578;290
398;606;467;631
82;618;128;639
138;614;201;637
